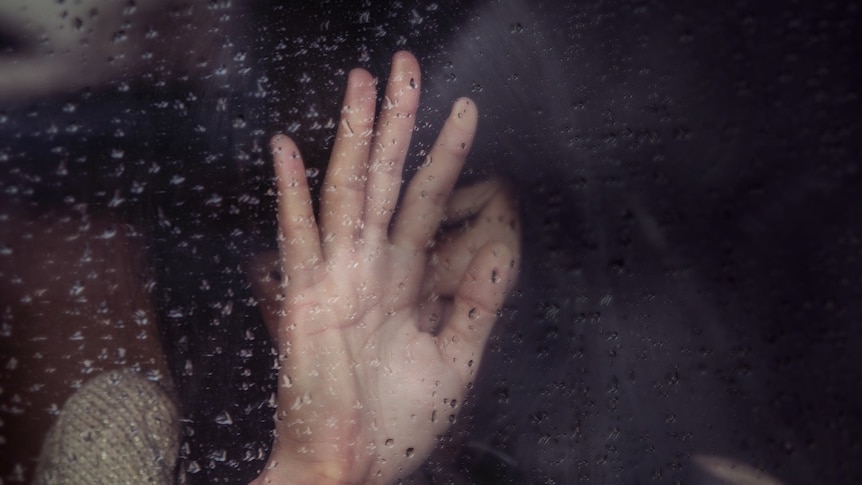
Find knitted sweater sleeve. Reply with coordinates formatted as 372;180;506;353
34;369;180;485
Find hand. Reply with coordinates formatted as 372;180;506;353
250;178;521;341
249;51;519;485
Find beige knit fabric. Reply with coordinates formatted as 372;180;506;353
34;369;179;485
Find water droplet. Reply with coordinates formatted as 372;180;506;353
215;411;233;425
468;308;478;320
385;438;394;447
409;9;424;25
133;309;149;326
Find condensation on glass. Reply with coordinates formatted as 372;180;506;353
1;1;859;484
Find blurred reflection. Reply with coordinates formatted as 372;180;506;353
1;1;252;482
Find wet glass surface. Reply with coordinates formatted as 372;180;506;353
1;1;860;483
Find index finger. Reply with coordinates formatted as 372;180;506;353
391;97;478;252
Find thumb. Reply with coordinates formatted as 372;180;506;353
418;179;520;329
437;241;516;384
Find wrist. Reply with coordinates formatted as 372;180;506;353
250;466;358;485
250;470;356;485
249;444;374;485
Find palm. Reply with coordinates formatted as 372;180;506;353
250;52;519;485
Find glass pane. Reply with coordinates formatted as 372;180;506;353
1;1;858;484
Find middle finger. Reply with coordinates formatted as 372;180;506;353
362;51;422;241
